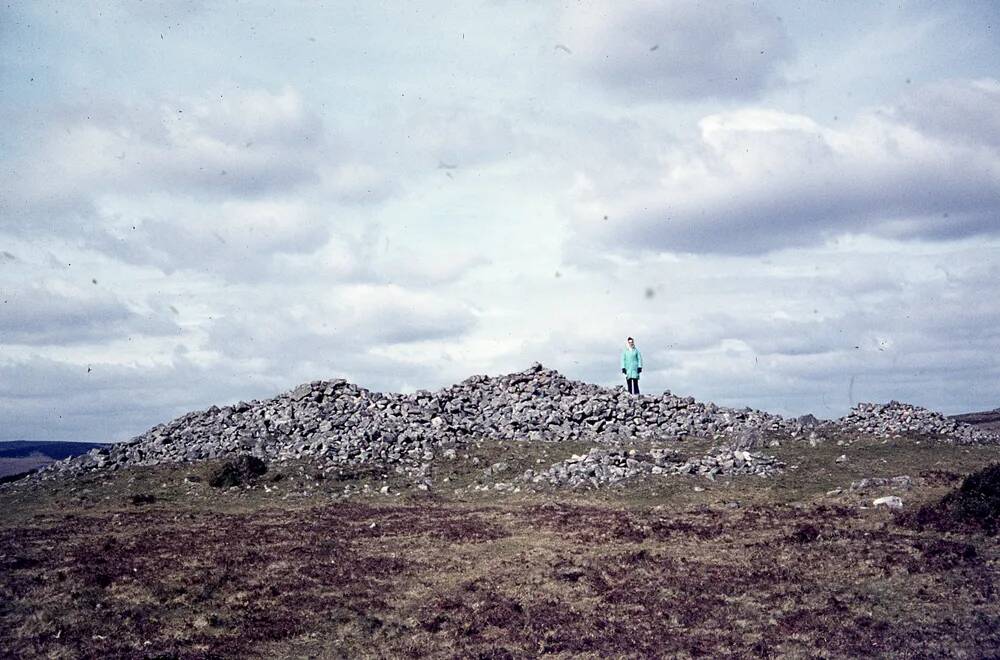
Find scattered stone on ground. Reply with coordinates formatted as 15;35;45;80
851;476;915;491
522;446;783;489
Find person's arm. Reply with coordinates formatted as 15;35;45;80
621;349;626;374
637;350;643;373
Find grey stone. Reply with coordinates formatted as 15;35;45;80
18;363;996;489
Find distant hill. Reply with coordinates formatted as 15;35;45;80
0;441;107;460
949;408;1000;426
0;441;107;480
949;408;1000;434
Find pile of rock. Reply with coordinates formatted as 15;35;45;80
837;401;999;444
22;364;998;485
29;364;785;482
677;447;785;480
521;446;784;489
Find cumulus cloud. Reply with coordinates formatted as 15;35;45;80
569;79;1000;255
723;263;1000;413
85;198;332;281
892;78;1000;147
267;225;489;287
0;85;419;283
0;281;179;345
1;87;327;237
558;0;792;100
207;284;478;361
341;285;478;343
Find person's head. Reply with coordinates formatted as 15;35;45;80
627;337;635;348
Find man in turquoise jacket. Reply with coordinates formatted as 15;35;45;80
621;336;642;395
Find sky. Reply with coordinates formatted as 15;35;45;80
1;0;999;442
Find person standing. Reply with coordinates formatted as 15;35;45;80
621;336;642;395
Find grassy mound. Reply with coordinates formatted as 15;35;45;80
901;463;1000;534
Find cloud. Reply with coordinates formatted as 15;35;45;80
0;281;180;345
268;224;489;287
85;198;332;281
568;80;1000;255
400;103;518;169
0;354;277;443
892;78;1000;147
0;279;480;442
705;259;1000;413
534;288;1000;417
0;338;484;442
1;87;327;236
206;283;478;362
321;163;397;204
474;236;1000;416
558;0;792;100
341;285;478;343
0;86;414;282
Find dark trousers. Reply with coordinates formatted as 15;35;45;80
626;378;640;395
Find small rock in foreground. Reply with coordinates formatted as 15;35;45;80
873;496;903;510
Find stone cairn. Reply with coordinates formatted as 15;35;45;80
839;401;999;445
30;364;785;483
23;364;998;487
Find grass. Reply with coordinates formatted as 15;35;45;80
2;431;1000;658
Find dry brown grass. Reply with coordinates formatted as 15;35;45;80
2;434;1000;658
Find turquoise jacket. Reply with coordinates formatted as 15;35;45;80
621;347;643;379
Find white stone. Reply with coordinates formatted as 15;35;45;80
873;496;903;510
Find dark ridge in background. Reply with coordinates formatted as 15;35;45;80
0;441;106;480
950;409;1000;434
0;441;107;460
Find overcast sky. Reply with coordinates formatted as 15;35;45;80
2;1;999;442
